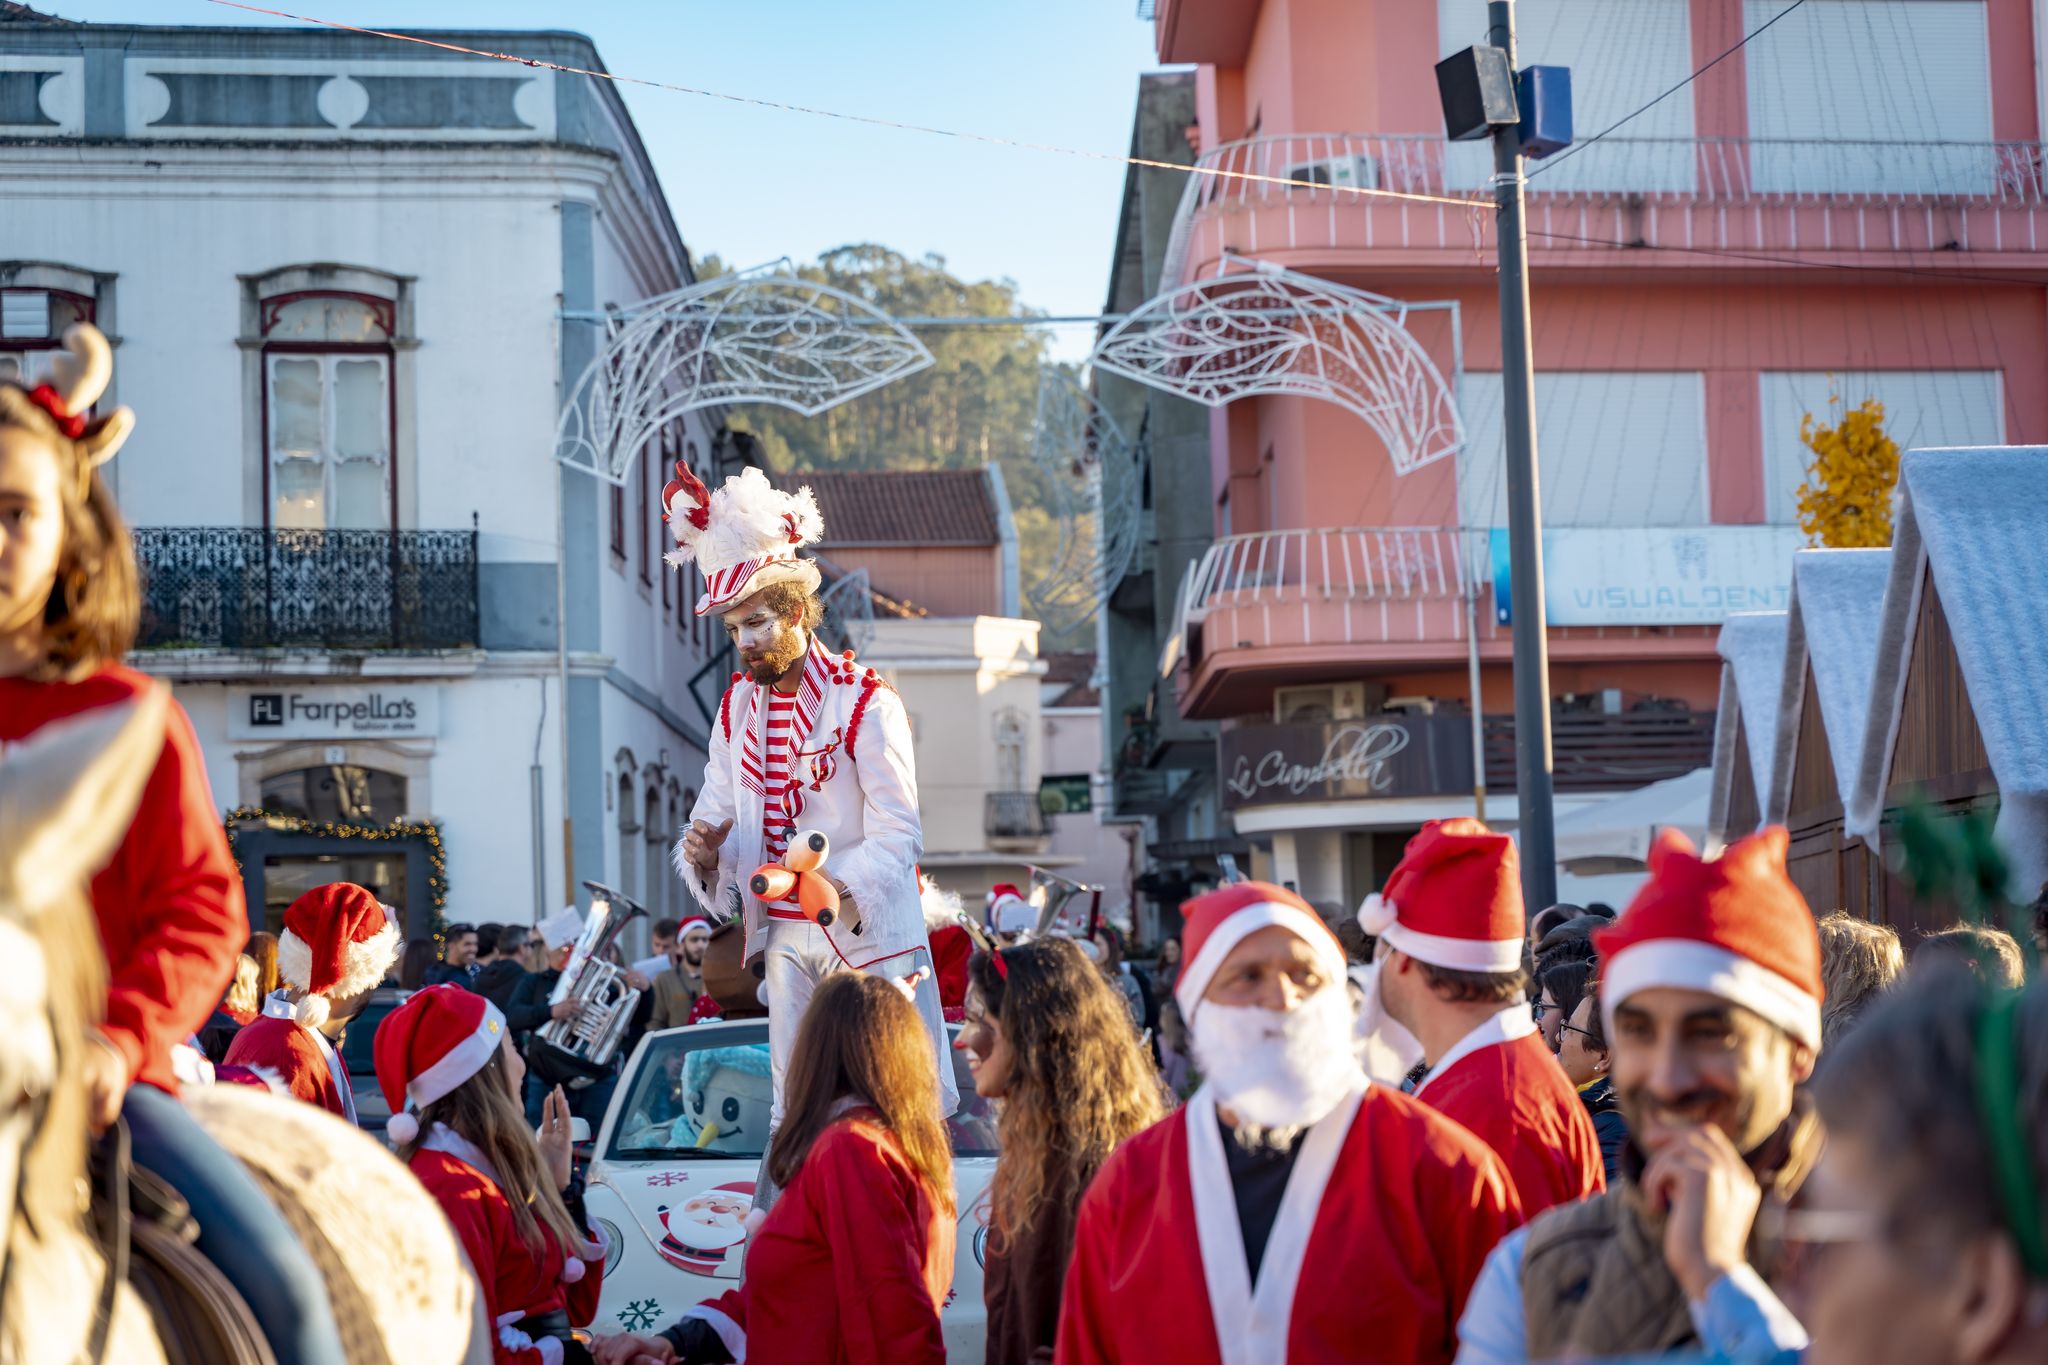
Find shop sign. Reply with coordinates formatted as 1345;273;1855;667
1039;774;1094;815
1490;526;1805;626
228;684;439;740
1221;715;1474;810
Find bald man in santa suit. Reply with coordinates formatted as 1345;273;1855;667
1055;883;1524;1365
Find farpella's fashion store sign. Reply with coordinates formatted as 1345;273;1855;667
228;685;439;740
1221;715;1474;811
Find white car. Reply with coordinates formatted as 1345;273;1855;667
586;1018;999;1358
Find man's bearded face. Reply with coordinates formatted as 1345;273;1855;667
722;594;806;684
1608;986;1809;1158
680;926;710;968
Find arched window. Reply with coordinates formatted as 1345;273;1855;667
0;279;95;387
644;784;666;920
259;764;407;824
994;707;1029;793
617;771;641;904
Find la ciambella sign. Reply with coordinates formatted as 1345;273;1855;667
1221;715;1475;811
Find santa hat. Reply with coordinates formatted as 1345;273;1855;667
987;883;1031;935
1355;819;1524;973
373;983;508;1148
662;465;824;617
277;883;401;1031
536;904;585;953
1596;828;1822;1051
1176;881;1348;1021
676;914;711;935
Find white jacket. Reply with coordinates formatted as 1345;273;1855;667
677;638;929;970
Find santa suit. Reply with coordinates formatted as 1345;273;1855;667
410;1125;605;1365
1414;1007;1606;1217
679;1110;952;1364
222;990;357;1120
682;636;956;1121
1055;1081;1524;1365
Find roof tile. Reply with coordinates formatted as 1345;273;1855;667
771;469;1000;547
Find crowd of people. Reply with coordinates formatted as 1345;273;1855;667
7;324;2047;1365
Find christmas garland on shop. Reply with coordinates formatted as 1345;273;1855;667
223;806;449;942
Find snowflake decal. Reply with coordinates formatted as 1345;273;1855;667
618;1298;664;1332
645;1170;692;1188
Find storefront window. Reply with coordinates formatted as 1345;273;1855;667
260;765;407;824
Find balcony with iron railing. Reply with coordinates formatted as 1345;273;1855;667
1164;132;2048;285
985;790;1052;846
1170;525;1720;718
134;526;480;652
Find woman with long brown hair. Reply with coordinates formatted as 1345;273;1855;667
598;971;955;1365
960;936;1164;1364
375;984;605;1365
246;928;282;999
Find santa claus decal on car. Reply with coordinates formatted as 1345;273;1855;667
655;1182;756;1277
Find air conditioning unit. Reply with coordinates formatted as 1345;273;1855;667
1282;154;1380;193
1274;682;1383;725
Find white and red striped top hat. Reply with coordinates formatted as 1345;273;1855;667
1356;818;1524;973
373;983;508;1146
1176;881;1349;1021
277;882;401;1031
662;464;824;616
1595;828;1822;1050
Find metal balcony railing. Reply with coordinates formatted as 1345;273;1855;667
985;790;1051;841
1164;132;2048;285
1485;709;1715;792
134;526;480;651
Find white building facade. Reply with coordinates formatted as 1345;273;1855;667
0;16;735;946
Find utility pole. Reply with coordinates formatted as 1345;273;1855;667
1488;0;1558;910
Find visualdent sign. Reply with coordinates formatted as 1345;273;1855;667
228;684;439;740
1221;715;1475;811
1490;527;1804;627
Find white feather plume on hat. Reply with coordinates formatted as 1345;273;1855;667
663;466;825;575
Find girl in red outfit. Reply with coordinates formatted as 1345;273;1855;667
0;324;345;1365
377;984;606;1365
598;972;956;1365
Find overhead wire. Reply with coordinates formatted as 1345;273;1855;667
202;0;1485;212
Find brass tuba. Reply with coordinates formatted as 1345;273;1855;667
529;881;647;1087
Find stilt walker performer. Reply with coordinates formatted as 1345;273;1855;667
666;465;958;1203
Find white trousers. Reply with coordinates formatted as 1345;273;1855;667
760;917;959;1130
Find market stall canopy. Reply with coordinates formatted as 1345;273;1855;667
1552;767;1712;868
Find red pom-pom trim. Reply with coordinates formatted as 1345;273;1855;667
720;684;736;741
846;677;880;758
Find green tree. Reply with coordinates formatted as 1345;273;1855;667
701;246;1082;645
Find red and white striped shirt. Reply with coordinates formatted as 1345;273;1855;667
755;690;804;918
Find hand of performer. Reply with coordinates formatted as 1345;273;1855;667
683;818;734;878
550;997;584;1023
1644;1123;1763;1301
625;969;652;992
538;1085;575;1192
593;1333;675;1365
82;1032;127;1133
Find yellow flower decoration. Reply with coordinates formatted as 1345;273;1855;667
1796;391;1899;549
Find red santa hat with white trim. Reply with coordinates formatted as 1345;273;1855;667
986;882;1032;935
276;882;401;1031
1595;827;1822;1051
1355;818;1524;973
373;984;508;1148
1175;881;1349;1021
662;464;824;617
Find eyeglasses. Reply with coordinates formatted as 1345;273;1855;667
527;937;546;950
1555;1023;1602;1047
1532;999;1554;1020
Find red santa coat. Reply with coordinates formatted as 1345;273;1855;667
409;1128;604;1365
683;1110;953;1364
0;666;245;1095
1055;1082;1523;1365
1413;1010;1606;1218
929;923;974;1020
221;993;356;1120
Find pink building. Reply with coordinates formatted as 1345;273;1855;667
1130;0;2044;907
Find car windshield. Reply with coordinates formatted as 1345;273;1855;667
608;1023;999;1162
338;991;407;1075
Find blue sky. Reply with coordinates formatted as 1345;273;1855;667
67;0;1167;358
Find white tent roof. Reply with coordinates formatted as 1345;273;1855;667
1766;548;1892;827
1553;767;1713;866
1707;611;1788;842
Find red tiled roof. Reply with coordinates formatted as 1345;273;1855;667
771;469;1000;547
1;3;76;21
1043;651;1100;707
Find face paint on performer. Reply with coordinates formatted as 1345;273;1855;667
722;593;807;688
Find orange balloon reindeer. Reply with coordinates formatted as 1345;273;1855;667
750;831;864;935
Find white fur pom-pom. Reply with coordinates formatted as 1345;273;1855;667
386;1110;420;1145
561;1256;586;1284
1357;892;1398;937
743;1206;768;1239
294;993;332;1031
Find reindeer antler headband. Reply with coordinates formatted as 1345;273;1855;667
1;323;136;477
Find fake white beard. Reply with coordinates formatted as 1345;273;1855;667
1350;960;1426;1085
1191;987;1364;1132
